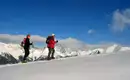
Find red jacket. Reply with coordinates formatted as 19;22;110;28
47;36;56;48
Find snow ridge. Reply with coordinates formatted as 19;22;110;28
0;42;129;65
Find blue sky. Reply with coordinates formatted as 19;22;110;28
0;0;130;45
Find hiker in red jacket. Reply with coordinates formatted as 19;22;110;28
46;34;58;60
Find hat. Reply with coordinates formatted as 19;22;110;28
52;34;55;36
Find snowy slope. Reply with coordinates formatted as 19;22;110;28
0;51;130;80
0;42;130;65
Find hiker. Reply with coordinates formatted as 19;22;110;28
21;34;33;62
46;34;58;60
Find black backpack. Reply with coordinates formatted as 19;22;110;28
46;36;52;44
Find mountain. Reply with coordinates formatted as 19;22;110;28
0;42;130;65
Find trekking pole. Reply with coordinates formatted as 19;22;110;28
36;47;46;60
40;47;46;57
31;43;35;61
41;47;46;54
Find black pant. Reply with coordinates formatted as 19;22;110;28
23;48;30;61
47;48;55;59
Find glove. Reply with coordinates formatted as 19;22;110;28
31;42;34;48
30;42;33;45
56;40;58;43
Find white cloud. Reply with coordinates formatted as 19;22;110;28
88;29;95;34
0;34;87;49
58;37;87;50
112;9;130;32
31;35;46;42
0;34;46;43
0;34;119;50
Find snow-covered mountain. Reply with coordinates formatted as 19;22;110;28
0;42;130;65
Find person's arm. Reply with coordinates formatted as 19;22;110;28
26;38;32;45
29;40;33;45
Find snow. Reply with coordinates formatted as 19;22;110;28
106;44;118;53
0;51;130;80
120;47;130;51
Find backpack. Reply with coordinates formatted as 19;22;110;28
21;38;26;47
46;36;51;44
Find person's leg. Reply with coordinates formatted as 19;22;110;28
47;48;52;60
23;48;29;62
51;48;55;59
26;48;30;58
